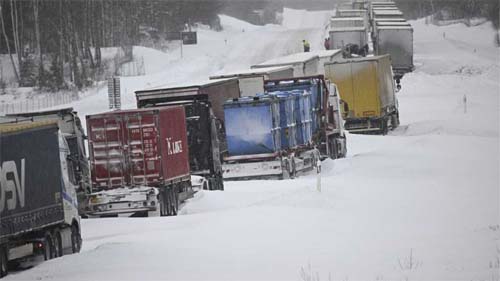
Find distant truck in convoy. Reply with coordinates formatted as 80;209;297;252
85;107;192;217
335;10;369;28
0;121;81;277
6;108;90;216
324;55;400;134
352;0;368;9
222;75;346;180
330;17;366;29
329;27;369;55
373;24;414;85
252;53;320;77
209;66;294;97
135;79;242;190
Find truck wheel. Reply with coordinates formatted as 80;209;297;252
202;180;209;190
218;175;224;191
380;118;389;135
164;190;171;216
44;233;54;260
391;114;399;130
170;186;178;216
290;157;297;179
208;178;215;191
0;247;8;277
329;138;338;159
53;230;63;258
158;192;165;216
281;159;291;180
70;224;82;254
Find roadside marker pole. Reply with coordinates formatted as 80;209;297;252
463;94;467;114
316;158;322;192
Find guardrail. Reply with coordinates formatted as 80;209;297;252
0;82;106;115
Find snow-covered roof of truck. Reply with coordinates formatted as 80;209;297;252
337;9;367;12
377;25;413;30
371;1;396;5
330;26;367;32
253;52;319;67
372;7;399;10
209;66;293;79
307;49;343;59
330;17;364;21
373;10;404;16
376;21;410;25
325;54;391;65
374;17;406;22
136;77;236;94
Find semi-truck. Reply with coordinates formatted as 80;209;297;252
0;120;81;277
135;79;242;190
222;75;346;180
329;27;369;55
85;107;192;217
374;25;414;85
6;108;90;216
324;55;400;134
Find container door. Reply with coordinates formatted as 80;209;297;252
124;112;161;187
88;116;127;189
352;61;380;118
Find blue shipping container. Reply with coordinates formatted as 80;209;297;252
224;97;281;156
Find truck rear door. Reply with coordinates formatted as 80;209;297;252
88;112;162;189
351;61;380;118
88;116;127;189
123;112;161;186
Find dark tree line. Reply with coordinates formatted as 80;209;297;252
0;0;223;90
396;0;499;29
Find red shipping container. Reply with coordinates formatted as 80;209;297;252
86;106;190;190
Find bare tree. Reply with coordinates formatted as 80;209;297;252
0;1;19;82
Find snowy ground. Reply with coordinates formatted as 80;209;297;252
4;9;500;281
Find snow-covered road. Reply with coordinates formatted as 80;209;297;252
5;9;499;281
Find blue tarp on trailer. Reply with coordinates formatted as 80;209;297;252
224;97;281;156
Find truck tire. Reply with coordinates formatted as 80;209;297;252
170;186;178;216
158;192;166;216
44;233;54;260
281;159;291;180
164;190;171;216
380;118;389;135
391;114;399;130
218;175;224;191
70;224;82;254
208;178;216;191
290;157;297;179
329;138;338;159
0;247;8;277
53;230;63;258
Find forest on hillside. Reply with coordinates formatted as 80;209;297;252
0;0;223;90
396;0;499;28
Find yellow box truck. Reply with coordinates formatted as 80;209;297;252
324;54;399;134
